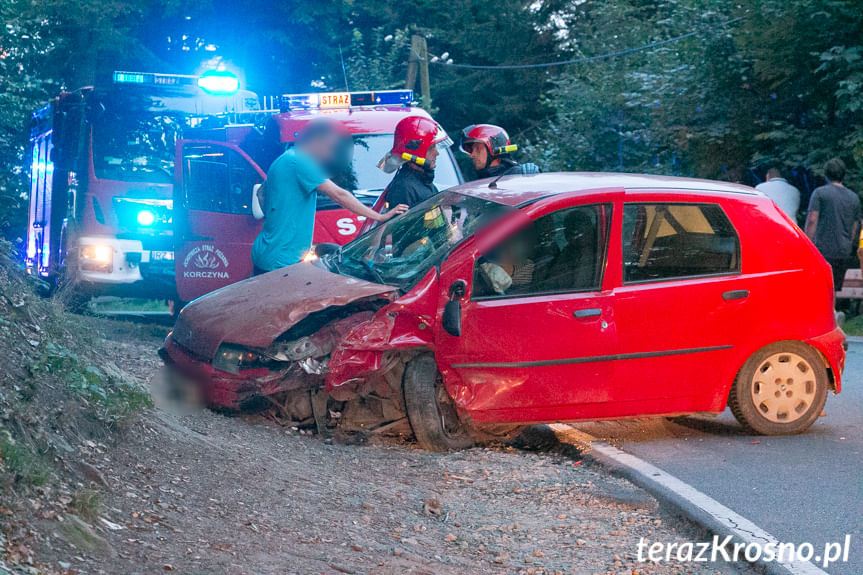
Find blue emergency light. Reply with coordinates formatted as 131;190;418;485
197;70;240;96
113;71;196;88
279;90;414;113
136;209;156;227
113;70;240;96
113;72;146;84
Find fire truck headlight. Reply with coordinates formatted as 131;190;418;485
136;209;156;227
80;244;114;272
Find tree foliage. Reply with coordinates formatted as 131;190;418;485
0;0;55;240
527;0;863;192
1;0;862;239
348;0;569;136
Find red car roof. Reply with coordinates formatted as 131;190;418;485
450;172;760;207
273;106;433;142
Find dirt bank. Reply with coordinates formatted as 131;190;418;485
1;301;758;574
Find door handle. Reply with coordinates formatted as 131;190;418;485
722;289;749;301
573;308;602;318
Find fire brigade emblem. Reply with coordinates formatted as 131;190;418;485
182;244;230;279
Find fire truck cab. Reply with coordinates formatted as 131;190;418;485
26;71;261;302
173;90;462;303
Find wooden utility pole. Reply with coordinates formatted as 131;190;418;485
406;34;432;110
406;35;420;95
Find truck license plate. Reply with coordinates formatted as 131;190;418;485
151;251;174;262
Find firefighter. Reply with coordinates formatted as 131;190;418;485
378;116;453;208
459;124;539;179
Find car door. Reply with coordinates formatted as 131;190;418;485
435;198;619;424
612;198;751;413
174;140;265;303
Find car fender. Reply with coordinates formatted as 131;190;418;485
805;327;846;393
714;328;846;413
326;267;440;397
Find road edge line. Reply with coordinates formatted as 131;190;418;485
549;424;829;575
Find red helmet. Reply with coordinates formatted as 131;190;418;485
459;124;517;157
378;116;452;173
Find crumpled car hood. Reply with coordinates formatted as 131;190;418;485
170;263;397;359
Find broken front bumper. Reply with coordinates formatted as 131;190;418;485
160;337;296;410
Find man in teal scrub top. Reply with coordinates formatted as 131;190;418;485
251;119;407;274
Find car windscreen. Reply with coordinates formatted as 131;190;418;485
323;134;461;208
332;191;512;290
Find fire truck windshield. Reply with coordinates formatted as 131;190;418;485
330;134;460;196
93;111;190;184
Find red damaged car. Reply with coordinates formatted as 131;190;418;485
161;173;846;450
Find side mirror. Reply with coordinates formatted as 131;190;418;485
442;279;467;337
442;300;462;337
449;279;467;300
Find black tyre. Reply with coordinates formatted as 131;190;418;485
728;341;828;435
403;354;474;452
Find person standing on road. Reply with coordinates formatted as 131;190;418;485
459;124;539;180
756;167;800;221
805;158;861;292
377;116;453;208
251;119;408;274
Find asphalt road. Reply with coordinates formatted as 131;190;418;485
575;341;863;575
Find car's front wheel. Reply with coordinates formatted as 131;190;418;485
403;354;474;451
728;342;828;435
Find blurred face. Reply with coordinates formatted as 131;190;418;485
303;133;339;165
426;145;439;169
467;142;489;170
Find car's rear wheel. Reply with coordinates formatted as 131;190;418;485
403;354;474;452
728;342;828;435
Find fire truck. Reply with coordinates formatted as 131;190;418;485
25;70;263;303
173;89;462;303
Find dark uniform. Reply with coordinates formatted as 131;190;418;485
384;164;438;208
477;158;540;180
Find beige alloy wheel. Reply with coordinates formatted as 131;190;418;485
729;341;828;435
750;352;817;423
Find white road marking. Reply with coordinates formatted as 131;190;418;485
549;424;829;575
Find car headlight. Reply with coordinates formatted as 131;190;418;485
213;344;271;374
303;246;318;262
80;244;113;272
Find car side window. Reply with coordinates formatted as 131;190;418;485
183;144;259;215
622;203;740;283
472;204;611;299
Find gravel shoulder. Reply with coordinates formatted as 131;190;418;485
7;317;761;575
